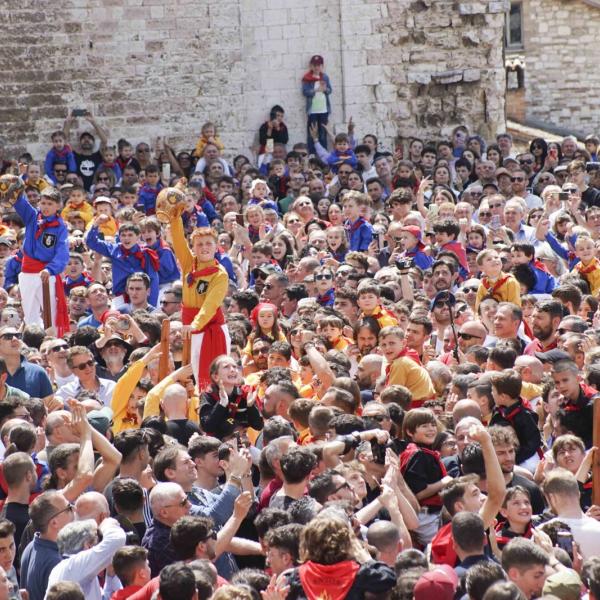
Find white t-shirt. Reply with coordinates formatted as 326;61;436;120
546;515;600;559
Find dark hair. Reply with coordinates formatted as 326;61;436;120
270;105;284;119
501;538;549;572
307;470;338;504
461;443;485;478
112;546;148;586
263;523;303;564
452;512;485;553
159;563;196;600
114;429;148;463
466;562;506;600
280;447;317;484
46;582;85;600
488;345;518;370
153;445;184;482
171;516;215;560
254;508;291;539
112;478;144;514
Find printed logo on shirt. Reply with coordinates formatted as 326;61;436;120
79;160;95;178
196;280;209;295
42;233;56;248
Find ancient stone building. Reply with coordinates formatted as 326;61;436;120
1;0;508;159
506;0;600;136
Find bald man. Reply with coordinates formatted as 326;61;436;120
514;355;544;406
452;399;483;424
458;321;488;353
355;355;384;392
75;491;110;524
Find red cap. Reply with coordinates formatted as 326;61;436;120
310;55;324;65
399;225;425;249
413;566;458;600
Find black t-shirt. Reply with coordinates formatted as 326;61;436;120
583;186;600;208
75;151;103;190
1;502;30;557
165;419;201;446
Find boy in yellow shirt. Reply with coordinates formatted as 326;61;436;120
475;248;521;312
357;281;398;328
62;185;94;227
318;315;353;351
572;235;600;296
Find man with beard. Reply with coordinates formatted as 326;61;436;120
63;112;108;191
159;288;182;317
457;321;488;354
404;314;432;362
355;354;383;402
431;260;459;293
488;425;545;514
524;299;562;355
260;273;288;310
280;285;308;322
262;381;299;421
374;154;393;196
98;336;131;381
430;291;453;354
169;320;184;367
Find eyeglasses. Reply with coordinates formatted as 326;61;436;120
47;503;74;524
0;332;21;341
333;481;351;493
49;344;68;353
252;347;270;355
73;359;95;371
458;332;482;341
165;497;189;509
315;274;333;281
511;177;525;182
479;212;491;218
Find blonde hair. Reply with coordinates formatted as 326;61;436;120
190;227;217;243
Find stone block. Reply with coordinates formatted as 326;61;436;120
458;2;487;15
431;69;463;84
463;68;481;82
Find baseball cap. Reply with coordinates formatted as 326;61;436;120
430;291;456;311
503;157;519;168
399;225;425;250
310;55;324;65
542;568;582;600
93;196;112;206
413;565;458;600
534;349;571;363
40;187;61;202
495;167;512;178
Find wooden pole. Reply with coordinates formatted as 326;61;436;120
42;279;52;329
593;398;600;506
158;320;170;381
182;329;191;366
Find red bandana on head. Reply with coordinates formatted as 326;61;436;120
249;302;278;329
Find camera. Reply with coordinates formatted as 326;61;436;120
395;258;414;271
558;191;569;201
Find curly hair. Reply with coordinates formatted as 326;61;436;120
299;516;353;565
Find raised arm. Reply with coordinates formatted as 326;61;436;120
85;112;109;148
61;403;94;501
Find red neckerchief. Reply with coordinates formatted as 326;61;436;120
369;304;396;323
399;442;447;507
186;258;220;287
577;259;599;275
495;521;533;548
301;71;323;83
346;216;366;233
317;288;334;305
120;245;159;271
482;274;510;297
531;259;550;274
298;561;360;600
34;215;61;239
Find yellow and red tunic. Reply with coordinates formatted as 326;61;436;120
171;216;229;386
573;257;600;296
475;271;521;311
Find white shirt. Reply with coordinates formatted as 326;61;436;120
546;515;600;559
55;377;116;407
45;525;126;600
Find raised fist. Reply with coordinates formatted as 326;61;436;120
0;174;24;205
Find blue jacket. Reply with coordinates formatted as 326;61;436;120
20;534;62;600
138;183;163;215
346;217;373;252
85;226;160;305
182;206;210;231
529;260;556;294
15;195;69;275
149;239;180;286
201;199;218;223
405;247;433;271
216;251;237;284
44;147;77;182
302;73;332;114
3;251;22;289
326;148;358;173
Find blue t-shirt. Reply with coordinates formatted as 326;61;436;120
6;358;53;398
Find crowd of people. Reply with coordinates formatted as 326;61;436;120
1;62;600;600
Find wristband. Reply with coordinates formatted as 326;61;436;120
340;433;361;454
229;475;243;487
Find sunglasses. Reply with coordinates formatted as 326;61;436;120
511;177;525;182
557;328;570;335
202;530;218;541
54;169;67;174
462;287;479;293
1;332;21;341
49;344;68;353
519;159;534;165
252;347;270;355
563;188;578;194
98;176;110;181
458;332;482;340
479;212;491;218
73;359;95;371
287;219;300;224
315;274;333;281
263;283;274;290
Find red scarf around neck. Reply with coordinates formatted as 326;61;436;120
186;259;220;287
35;215;61;239
120;245;159;271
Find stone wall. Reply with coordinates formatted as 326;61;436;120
0;0;507;160
519;0;600;135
